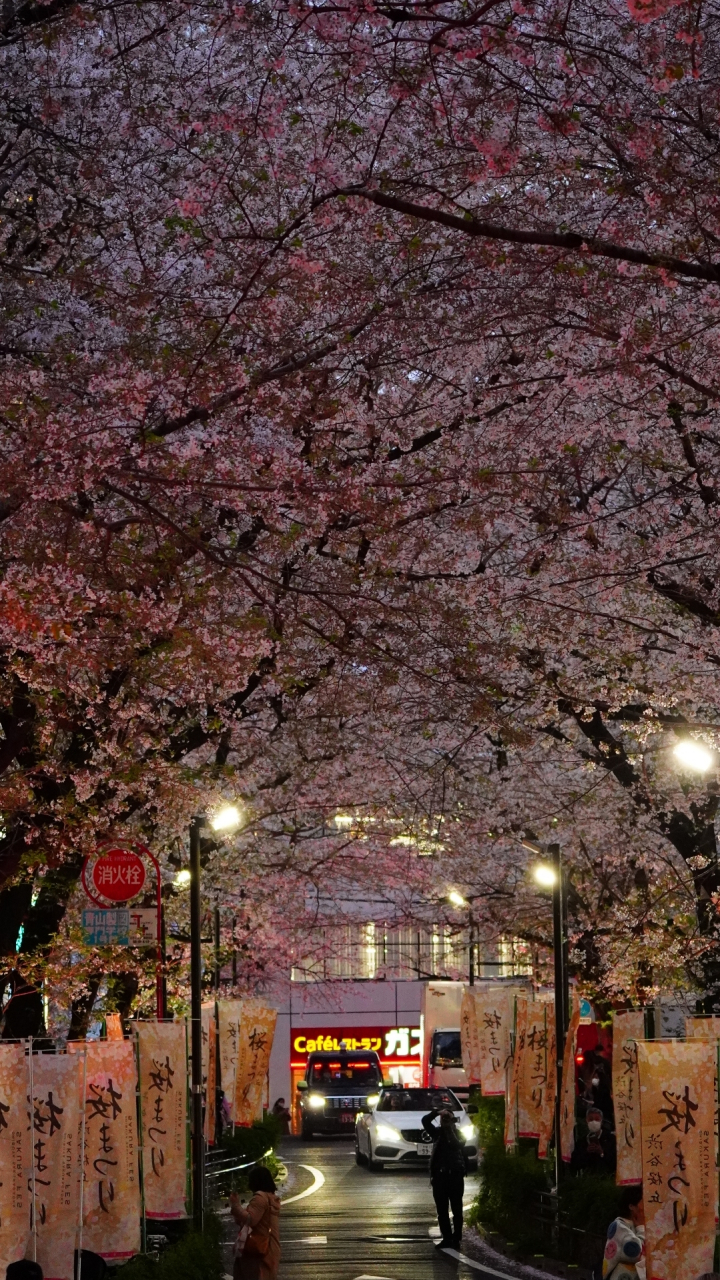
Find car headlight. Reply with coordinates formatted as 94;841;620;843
459;1122;475;1141
375;1123;401;1142
366;1094;380;1108
307;1094;326;1109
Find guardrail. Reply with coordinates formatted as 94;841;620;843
203;1144;274;1201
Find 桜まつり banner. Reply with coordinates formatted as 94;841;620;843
612;1010;645;1186
137;1021;188;1220
29;1052;82;1280
217;999;243;1125
79;1041;141;1259
235;1003;277;1127
0;1044;31;1277
637;1039;717;1280
202;1004;217;1145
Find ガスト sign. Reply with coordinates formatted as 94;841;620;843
292;1026;421;1061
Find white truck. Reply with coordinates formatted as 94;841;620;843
421;980;468;1098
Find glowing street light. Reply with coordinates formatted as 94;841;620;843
673;739;713;773
210;804;242;832
533;864;558;888
174;868;191;888
447;889;466;908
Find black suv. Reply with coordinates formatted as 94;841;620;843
297;1049;383;1138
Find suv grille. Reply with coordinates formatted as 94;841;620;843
401;1129;433;1143
328;1096;363;1109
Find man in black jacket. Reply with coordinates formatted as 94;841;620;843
421;1106;467;1250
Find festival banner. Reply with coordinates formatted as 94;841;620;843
137;1022;188;1220
235;1003;277;1127
504;995;527;1149
217;999;243;1124
29;1053;82;1280
560;993;581;1163
477;989;515;1097
202;1004;217;1145
105;1014;124;1041
685;1016;720;1039
637;1039;717;1280
80;1040;141;1259
613;1010;645;1186
514;997;555;1153
460;988;481;1085
0;1044;31;1276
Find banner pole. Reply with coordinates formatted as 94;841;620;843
28;1038;36;1262
77;1045;87;1280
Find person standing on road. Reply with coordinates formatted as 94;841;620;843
230;1165;281;1280
421;1105;467;1251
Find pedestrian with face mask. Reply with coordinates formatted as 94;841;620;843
571;1105;617;1175
421;1105;468;1251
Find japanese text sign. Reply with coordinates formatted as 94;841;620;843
202;1005;217;1146
79;1041;140;1259
138;1022;188;1220
0;1044;31;1277
235;1003;277;1127
560;994;581;1163
91;849;146;903
218;999;243;1124
637;1039;718;1280
613;1010;645;1186
505;996;555;1157
291;1026;421;1060
30;1053;82;1280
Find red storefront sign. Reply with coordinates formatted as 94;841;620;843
292;1026;421;1064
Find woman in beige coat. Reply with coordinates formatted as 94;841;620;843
230;1165;281;1280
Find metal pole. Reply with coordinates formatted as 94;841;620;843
468;907;475;987
549;842;565;1189
214;904;221;991
190;815;205;1231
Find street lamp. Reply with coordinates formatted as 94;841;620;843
189;803;241;1229
531;844;567;1189
447;890;477;986
673;739;714;772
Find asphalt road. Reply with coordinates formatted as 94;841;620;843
274;1136;502;1280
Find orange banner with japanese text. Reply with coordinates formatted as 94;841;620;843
477;989;516;1097
637;1039;717;1280
138;1022;188;1220
218;999;243;1124
504;994;525;1149
613;1010;645;1186
515;997;555;1153
0;1044;31;1276
80;1040;141;1259
202;1004;217;1145
235;1003;277;1127
685;1016;720;1039
560;994;581;1163
29;1053;82;1280
460;988;481;1085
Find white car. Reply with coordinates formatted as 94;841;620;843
355;1086;479;1171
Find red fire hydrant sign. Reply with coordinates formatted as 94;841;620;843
83;846;147;904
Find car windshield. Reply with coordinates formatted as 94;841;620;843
431;1031;462;1066
308;1058;382;1090
377;1089;462;1112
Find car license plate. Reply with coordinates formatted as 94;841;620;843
417;1143;433;1156
341;1112;354;1123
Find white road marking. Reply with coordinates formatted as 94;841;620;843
297;1235;327;1244
279;1161;325;1204
428;1227;523;1278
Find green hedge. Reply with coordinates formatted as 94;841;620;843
219;1111;282;1163
119;1213;223;1280
466;1094;620;1261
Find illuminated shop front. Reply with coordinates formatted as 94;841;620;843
289;1022;421;1130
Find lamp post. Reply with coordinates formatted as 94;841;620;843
189;804;241;1231
531;847;568;1190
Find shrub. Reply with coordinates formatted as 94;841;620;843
119;1212;223;1280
